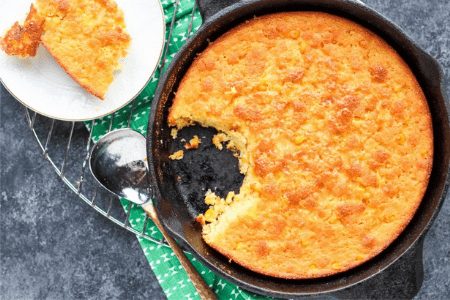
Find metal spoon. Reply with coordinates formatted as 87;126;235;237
89;128;217;300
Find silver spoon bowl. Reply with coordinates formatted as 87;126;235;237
89;128;151;204
89;128;217;300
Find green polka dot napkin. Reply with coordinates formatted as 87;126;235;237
85;1;276;299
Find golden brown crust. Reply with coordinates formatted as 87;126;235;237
36;0;131;100
0;4;45;58
169;12;433;279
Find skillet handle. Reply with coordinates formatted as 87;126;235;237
196;0;366;22
196;0;241;22
334;237;425;299
142;202;218;300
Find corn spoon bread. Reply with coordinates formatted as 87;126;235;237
35;0;131;100
168;12;433;279
0;4;44;58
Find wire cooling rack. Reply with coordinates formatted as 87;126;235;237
23;0;197;248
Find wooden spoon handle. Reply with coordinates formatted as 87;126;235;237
143;202;218;300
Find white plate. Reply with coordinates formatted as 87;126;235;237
0;0;165;121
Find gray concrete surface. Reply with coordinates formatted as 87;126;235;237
1;0;449;299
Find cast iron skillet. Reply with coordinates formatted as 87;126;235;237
147;0;450;298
